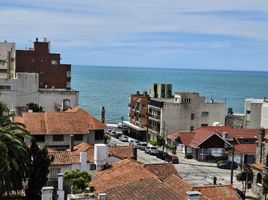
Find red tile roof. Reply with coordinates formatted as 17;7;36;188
49;151;80;165
108;146;134;160
143;163;180;181
163;174;241;200
192;185;242;200
251;162;264;171
91;159;157;193
14;107;106;135
105;178;179;200
234;143;256;154
163;174;192;200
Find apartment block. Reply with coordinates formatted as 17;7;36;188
124;91;150;140
149;83;172;98
16;38;71;89
0;41;16;79
148;92;225;140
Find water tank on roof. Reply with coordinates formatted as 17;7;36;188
94;144;108;171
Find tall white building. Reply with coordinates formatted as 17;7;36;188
0;41;16;79
261;101;268;128
244;98;265;128
148;92;225;140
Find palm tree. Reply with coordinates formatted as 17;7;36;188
0;114;31;196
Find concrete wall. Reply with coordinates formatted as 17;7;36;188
244;99;263;128
261;102;268;128
0;73;79;113
161;94;225;133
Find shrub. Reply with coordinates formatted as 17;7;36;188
149;140;157;146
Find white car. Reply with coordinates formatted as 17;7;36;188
145;146;159;155
129;139;139;146
119;135;128;142
137;142;147;151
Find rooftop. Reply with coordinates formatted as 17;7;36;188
14;107;106;135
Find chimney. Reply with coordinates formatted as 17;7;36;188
41;186;53;200
36;37;38;42
186;191;201;200
136;91;140;95
132;147;138;160
80;151;88;171
70;135;74;151
57;173;64;200
100;106;105;123
94;144;108;171
98;193;107;200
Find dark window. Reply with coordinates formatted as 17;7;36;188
201;124;208;127
0;69;8;73
34;135;45;142
246;110;251;114
201;112;209;117
266;154;268;167
191;114;195;120
53;135;64;141
95;130;104;141
190;126;194;131
0;85;11;90
74;134;83;141
257;173;262;184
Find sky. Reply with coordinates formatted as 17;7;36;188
1;1;268;71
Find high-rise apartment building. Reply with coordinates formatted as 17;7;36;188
16;38;71;89
0;41;16;79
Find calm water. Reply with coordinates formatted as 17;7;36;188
72;66;268;123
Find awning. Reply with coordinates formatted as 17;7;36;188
123;121;146;131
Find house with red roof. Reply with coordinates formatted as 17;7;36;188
14;106;107;149
167;126;258;164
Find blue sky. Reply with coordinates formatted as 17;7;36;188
1;0;268;71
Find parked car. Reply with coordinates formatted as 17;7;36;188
106;129;112;134
156;151;169;160
217;160;238;169
129;139;139;146
114;131;122;139
136;142;147;151
145;146;159;155
119;135;128;142
109;130;116;137
166;155;179;164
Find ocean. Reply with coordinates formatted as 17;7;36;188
72;66;268;123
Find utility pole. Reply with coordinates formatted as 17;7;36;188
230;145;235;185
121;116;124;133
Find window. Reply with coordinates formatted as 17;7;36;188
51;60;58;65
191;114;195;120
190;126;194;131
63;99;70;109
53;135;64;141
246;110;251;114
95;130;104;141
257;173;262;184
201;124;208;127
66;71;71;77
66;82;71;89
34;135;45;142
74;134;83;141
201;111;209;117
50;168;61;178
266;154;268;167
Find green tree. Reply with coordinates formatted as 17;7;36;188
26;103;43;112
157;135;165;150
0;114;31;197
26;139;54;200
64;170;91;194
0;102;9;117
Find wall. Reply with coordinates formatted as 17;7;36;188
261;102;268;128
16;41;71;89
0;73;79;113
244;100;263;128
162;95;225;134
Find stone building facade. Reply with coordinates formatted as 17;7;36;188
251;128;268;199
